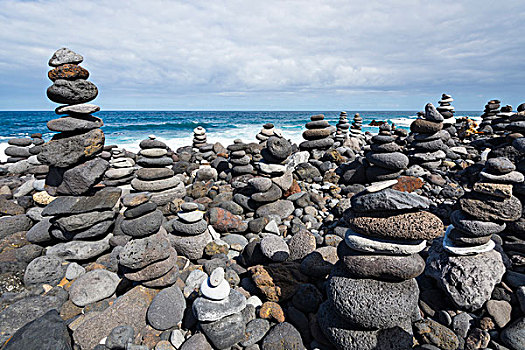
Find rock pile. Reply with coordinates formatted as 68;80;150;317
103;147;136;187
319;183;442;349
39;48;107;196
479;99;501;134
132;136;185;206
409;103;447;171
427;156;522;310
256;123;277;144
4;133;48;176
193;126;207;149
166;202;211;260
437;93;456;138
119;192;179;287
492;105;514;134
300;114;334;152
365;123;409;182
257;135;292;179
334;111;350;145
228;139;254;178
193;267;247;349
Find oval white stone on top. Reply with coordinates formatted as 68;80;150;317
442;225;495;256
344;228;426;255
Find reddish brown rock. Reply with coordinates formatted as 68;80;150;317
393;176;424;193
207;207;247;233
259;301;285;323
48;64;89;81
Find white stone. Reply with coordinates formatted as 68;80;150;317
185;269;207;290
177;210;204;223
209;267;225;287
344;229;426;255
33;179;46;192
442;225;495;256
140;148;167;157
170;329;185;349
264;220;280;235
246;296;263;308
65;262;85;280
200;278;230;301
365;180;398;193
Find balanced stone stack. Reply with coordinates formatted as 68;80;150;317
409;103;447;170
365;123;409;182
319;184;442;349
427;156;522;311
39;48;107;196
228;139;254;178
4;134;48;176
334;111;350;145
166;202;211;260
193;267;247;349
132;136;185;206
103;148;136;187
257;135;292;179
5;137;34;163
193;126;207;149
492;104;514;134
118;192;179;287
437;93;456;137
256;123;276;144
507;104;525;136
479;99;501;133
300;114;335;152
347;113;365;150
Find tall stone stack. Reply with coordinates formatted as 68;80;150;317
319;184;442;350
118;192;179;287
192;267;247;349
300;114;334;152
256;123;276;144
103;148;136;187
228;139;254;178
492;105;514;134
426;156;522;311
365;123;408;182
478;99;501;134
38;48;108;196
437;93;456;137
408;103;447;171
131;136;185;206
166;202;212;260
193;126;207;149
334;111;350;145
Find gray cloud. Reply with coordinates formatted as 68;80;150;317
0;0;523;110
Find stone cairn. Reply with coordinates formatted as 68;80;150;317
334;111;350;145
256;123;276;144
300;114;334;152
408;103;448;171
4;133;48;177
479;99;501;134
319;183;442;349
118;192;178;287
103;147;136;187
132;136;185;206
492;104;514;134
166;202;211;260
437;93;456;138
5;135;37;163
364;123;408;182
193;126;207;148
426;156;522;311
228;139;254;178
507;104;525;135
192;267;247;349
28;48;120;262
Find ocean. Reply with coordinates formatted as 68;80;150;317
0;110;481;161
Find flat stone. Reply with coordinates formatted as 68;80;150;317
0;214;33;239
442;226;495;255
364;179;398;193
249;177;273;192
124;248;177;282
136;156;173;167
46;234;111;260
201;277;230;300
140;148;168;157
55;103;100;115
170;218;208;236
460;194;521;222
485;157;515;174
411;119;443;134
486;300;512;328
123;201;157;218
473;182;512;199
136;167;174;181
121;192;151;208
47;115;102;132
69;269;120;307
338;242;425;281
426;238;506;311
479;170;524;184
192;289;247;322
141;264;179;288
47;79;98;104
344;228;426;255
119;232;171;269
146;285;185;330
346;210;443;240
120;209;163;237
255;200;295;219
38;128;104;167
366;152;409;170
327;262;419;329
450;210;506;237
177;210;204;223
351;188;430;212
48;48;83;66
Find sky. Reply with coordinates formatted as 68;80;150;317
0;0;524;111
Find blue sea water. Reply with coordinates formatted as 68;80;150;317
0;110;481;153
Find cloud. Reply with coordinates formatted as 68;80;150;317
0;0;524;110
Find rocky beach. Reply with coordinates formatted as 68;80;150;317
1;48;525;350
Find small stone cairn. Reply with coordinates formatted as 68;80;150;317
426;156;522;311
192;267;247;349
228;139;254;178
436;93;456;137
4;133;48;177
103;148;136;187
256;123;276;144
132;136;185;206
166;202;212;260
319;182;442;350
365;123;408;182
479;99;501;134
492;105;514;134
334;111;350;145
507;104;525;135
193;126;207;148
300;114;334;152
118;192;178;287
409;103;447;171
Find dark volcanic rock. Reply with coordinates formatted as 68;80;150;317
201;312;246;349
56;158;109;195
38;129;104;167
147;285;186;330
120;210;163;238
459;194;521;222
351;188;430;213
0;214;33;239
261;322;305;350
47;79;98;105
42;187;121;216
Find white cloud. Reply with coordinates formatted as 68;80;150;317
0;0;523;109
